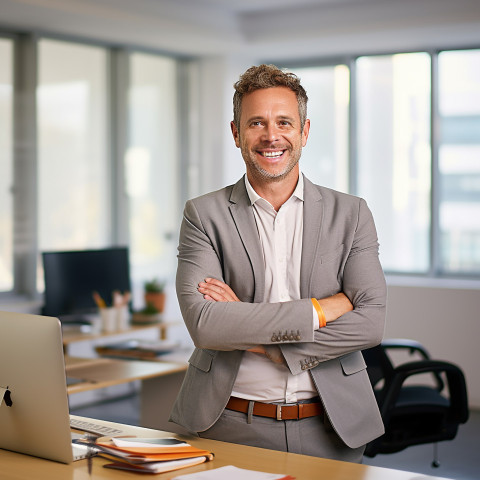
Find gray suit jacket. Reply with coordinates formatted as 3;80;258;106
170;175;387;449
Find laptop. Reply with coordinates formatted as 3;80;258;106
0;310;89;463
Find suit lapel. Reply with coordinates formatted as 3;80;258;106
300;175;324;298
229;177;265;303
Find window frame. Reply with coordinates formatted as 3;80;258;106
281;46;480;282
0;32;186;303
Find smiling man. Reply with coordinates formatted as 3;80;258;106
170;64;387;462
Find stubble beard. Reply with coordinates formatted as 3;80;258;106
242;146;302;184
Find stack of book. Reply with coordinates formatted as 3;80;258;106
93;436;214;474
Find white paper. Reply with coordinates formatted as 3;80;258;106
112;437;190;448
172;465;289;480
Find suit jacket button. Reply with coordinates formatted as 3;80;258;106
295;335;301;340
288;334;294;340
282;334;289;341
301;364;307;370
271;335;278;342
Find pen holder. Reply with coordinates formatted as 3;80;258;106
100;307;117;333
116;305;130;330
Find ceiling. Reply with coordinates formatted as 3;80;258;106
0;0;479;60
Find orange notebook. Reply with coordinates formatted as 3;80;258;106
94;437;214;473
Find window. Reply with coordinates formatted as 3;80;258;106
127;53;179;288
294;65;350;192
291;50;480;277
356;53;432;273
37;39;110;255
0;38;13;291
0;34;182;301
438;49;480;274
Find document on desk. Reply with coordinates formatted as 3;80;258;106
172;465;295;480
95;437;214;474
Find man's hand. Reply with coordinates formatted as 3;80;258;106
317;292;353;324
198;277;240;302
198;278;285;364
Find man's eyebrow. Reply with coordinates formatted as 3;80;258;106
244;115;297;123
244;115;265;123
277;115;296;122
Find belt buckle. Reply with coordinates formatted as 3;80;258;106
276;403;296;420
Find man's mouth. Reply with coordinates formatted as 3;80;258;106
258;150;285;158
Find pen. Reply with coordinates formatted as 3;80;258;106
88;447;93;475
92;291;107;309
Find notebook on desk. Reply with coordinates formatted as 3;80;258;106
0;310;89;463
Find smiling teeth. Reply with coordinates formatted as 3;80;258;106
262;151;283;158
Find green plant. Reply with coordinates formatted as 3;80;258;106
141;302;160;314
144;278;165;293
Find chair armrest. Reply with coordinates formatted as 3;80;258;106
382;338;431;359
382;339;444;391
380;360;469;424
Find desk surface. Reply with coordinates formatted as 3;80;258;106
0;416;454;480
65;356;187;394
62;321;178;345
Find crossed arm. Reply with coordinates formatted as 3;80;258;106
198;277;353;322
198;278;354;363
177;194;386;373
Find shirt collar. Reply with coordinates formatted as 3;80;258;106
244;173;304;206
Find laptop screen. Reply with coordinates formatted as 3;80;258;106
0;311;75;463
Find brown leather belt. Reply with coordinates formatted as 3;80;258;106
226;396;323;421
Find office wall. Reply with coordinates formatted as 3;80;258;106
386;284;480;409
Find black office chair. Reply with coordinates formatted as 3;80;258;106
362;339;469;467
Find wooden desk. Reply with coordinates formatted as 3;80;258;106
0;416;454;480
65;356;187;395
65;356;187;432
62;321;179;350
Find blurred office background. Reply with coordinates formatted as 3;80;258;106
0;0;479;474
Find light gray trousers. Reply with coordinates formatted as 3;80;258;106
198;405;365;463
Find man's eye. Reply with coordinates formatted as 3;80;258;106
251;121;262;126
279;121;291;126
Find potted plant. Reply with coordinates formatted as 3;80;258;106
144;278;166;314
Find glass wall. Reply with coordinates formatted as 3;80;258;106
438;49;480;274
356;53;431;273
289;51;480;276
37;39;110;254
127;53;179;290
0;38;13;291
294;65;350;192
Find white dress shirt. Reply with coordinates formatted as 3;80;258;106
231;174;318;403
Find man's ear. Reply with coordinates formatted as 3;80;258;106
231;121;240;148
302;119;311;147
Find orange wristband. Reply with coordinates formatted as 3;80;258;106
311;298;326;328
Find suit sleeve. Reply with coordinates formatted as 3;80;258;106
175;199;315;351
280;198;387;375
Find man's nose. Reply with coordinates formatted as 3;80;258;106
262;123;279;142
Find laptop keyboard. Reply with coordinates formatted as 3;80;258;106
69;417;126;437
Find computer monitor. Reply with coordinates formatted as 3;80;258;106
42;247;131;322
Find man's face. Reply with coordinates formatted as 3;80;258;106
231;87;310;185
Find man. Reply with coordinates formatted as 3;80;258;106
170;64;386;462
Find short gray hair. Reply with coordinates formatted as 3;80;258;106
233;64;308;130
